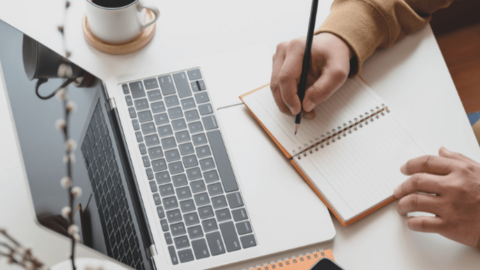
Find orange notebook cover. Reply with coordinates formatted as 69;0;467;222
243;249;335;270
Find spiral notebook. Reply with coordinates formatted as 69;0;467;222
242;249;335;270
240;77;425;226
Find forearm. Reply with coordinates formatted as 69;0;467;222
316;0;456;76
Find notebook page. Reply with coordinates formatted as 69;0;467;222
242;77;384;157
295;113;425;222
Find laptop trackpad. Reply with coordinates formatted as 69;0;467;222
216;105;336;254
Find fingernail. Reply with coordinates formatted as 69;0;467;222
393;185;400;197
304;100;315;112
400;164;406;174
287;105;295;115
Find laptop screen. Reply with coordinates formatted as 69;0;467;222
0;20;153;270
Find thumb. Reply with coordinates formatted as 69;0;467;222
439;147;477;166
302;66;348;112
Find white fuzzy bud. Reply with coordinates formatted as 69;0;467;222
72;186;82;198
60;176;72;188
63;153;76;164
55;88;68;101
68;224;79;235
61;206;71;219
25;261;34;270
55;119;66;131
57;64;73;78
65;139;77;151
73;232;80;242
66;101;77;113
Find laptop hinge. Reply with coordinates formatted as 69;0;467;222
109;97;117;109
146;244;157;258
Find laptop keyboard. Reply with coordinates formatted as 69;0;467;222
81;102;145;270
121;68;256;265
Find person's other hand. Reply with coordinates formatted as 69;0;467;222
270;33;353;119
394;147;480;247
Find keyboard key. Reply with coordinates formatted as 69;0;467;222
129;81;146;99
151;101;166;114
172;119;187;131
132;119;140;130
178;249;194;263
165;233;173;245
125;95;133;106
216;208;231;222
154;113;169;126
175;131;190;143
181;98;196;110
202;218;218;233
198;205;214;219
168;161;184;174
184;212;200;226
142;156;150;167
236;221;252;235
153;193;161;205
168;107;183;120
206;231;225;256
207;130;238;192
176;186;192;200
197;80;206;90
170;222;186;236
208;183;223;197
172;174;188;187
174;236;190;249
211;195;227;209
160;184;175;197
134;99;149;111
138;111;153;123
227;192;244;209
128;107;137;118
152;159;167;172
185;109;200;122
158;125;173;138
146;168;154;180
165;95;180;108
161;137;177;150
141;122;156;135
194;192;210;206
219;222;241;252
145;134;160;147
204;170;219;183
148;146;163;159
135;132;144;143
156;206;165;219
165;149;180;162
196;145;211;158
179;143;195;155
191;180;206;193
199;158;215;171
167;209;183;223
122;84;129;94
149;181;158;193
240;234;256;249
144;78;159;90
186;167;202;180
168;245;179;265
182;155;198;168
194;92;210;104
202;115;218;130
187;69;202;80
158;75;176;96
138;143;147;155
156;171;171;184
188;121;204;134
163;196;178;210
188;226;204;240
147;89;162;102
232;208;248;222
173;72;192;98
180;199;196;213
198;104;213;115
161;219;169;231
192;133;207;146
191;81;199;92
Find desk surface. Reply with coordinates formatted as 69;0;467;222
1;0;480;269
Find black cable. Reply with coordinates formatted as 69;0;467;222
35;77;75;100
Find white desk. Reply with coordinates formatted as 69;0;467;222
1;0;480;269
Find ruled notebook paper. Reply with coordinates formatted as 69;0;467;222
242;78;385;157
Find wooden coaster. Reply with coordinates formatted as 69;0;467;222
82;10;156;55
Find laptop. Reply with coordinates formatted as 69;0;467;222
0;20;335;269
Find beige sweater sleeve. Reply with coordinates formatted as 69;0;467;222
316;0;456;76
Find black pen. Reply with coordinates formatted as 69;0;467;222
295;0;319;135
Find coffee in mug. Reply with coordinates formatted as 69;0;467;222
91;0;136;8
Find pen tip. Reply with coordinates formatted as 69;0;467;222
294;124;299;135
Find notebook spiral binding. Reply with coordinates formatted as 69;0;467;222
295;104;390;160
242;249;327;270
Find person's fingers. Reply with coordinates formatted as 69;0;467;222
439;146;478;166
397;193;442;215
406;216;445;233
401;155;458;176
278;38;305;115
394;173;444;198
270;43;291;115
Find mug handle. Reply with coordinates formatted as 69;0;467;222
137;1;160;31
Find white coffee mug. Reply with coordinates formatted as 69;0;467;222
85;0;160;44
